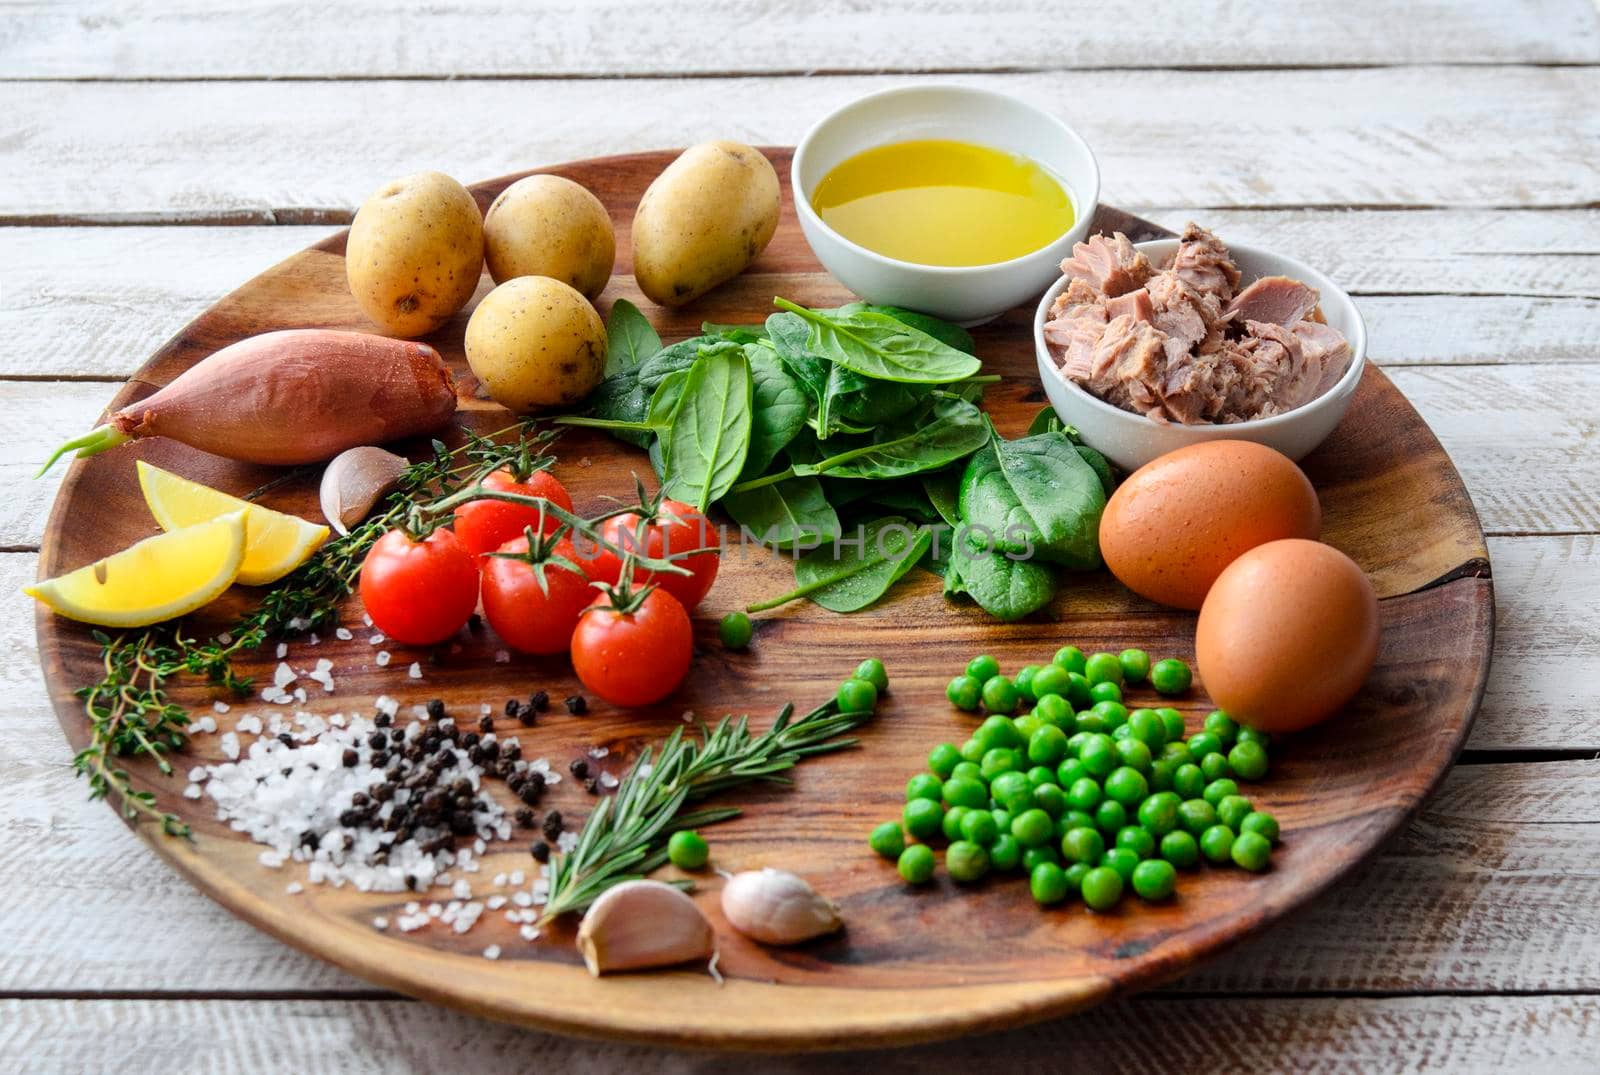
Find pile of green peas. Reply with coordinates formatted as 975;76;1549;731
867;647;1279;910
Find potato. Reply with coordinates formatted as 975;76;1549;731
346;171;484;337
631;141;779;307
465;276;606;412
484;175;615;299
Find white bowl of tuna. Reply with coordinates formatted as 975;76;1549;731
1033;224;1366;472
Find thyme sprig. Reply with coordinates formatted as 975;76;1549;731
539;697;873;923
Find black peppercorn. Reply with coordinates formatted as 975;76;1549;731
368;731;388;750
478;713;494;734
529;840;551;863
461;732;480;749
426;699;445;720
516;704;537;727
541;811;563;841
564;695;587;715
277;732;297;748
569;758;588;778
501;740;521;761
529;690;549;712
514;807;536;828
584;777;600;795
341;748;359;768
374;710;392;728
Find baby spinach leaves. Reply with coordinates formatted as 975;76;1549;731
750;516;932;613
661;347;752;512
604;299;661;378
958;426;1107;569
772;299;982;384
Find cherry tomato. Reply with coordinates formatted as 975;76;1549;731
570;587;693;707
572;498;719;610
452;468;574;557
480;533;593;655
359;528;479;646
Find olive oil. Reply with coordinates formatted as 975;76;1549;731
811;139;1074;267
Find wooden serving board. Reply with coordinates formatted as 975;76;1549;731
34;150;1493;1051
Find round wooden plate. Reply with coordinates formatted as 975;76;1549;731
35;150;1493;1051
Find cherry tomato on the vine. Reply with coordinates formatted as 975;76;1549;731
359;527;479;646
570;586;693;707
571;498;719;610
452;468;573;557
480;532;593;655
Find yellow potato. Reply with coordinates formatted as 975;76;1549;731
484;175;615;299
465;277;606;412
631;141;779;307
346;171;484;337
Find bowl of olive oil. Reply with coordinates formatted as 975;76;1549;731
794;85;1099;323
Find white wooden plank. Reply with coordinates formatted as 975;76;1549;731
1;995;1597;1073
5;68;1599;221
5;214;1597;378
4;0;1596;79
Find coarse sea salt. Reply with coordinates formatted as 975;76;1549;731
483;945;502;960
375;651;391;667
213;700;231;714
408;662;422;680
598;772;619;790
335;627;354;641
236;714;262;735
369;633;385;645
276;642;289;659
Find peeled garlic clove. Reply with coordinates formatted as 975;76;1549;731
319;446;408;536
720;868;843;946
576;879;715;976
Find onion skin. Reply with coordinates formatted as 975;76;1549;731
112;330;457;465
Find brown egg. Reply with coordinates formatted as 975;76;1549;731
1196;539;1379;733
1099;441;1321;609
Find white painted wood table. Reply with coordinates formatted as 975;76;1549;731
4;2;1599;1070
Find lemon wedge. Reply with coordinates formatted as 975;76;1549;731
137;461;329;586
27;511;248;627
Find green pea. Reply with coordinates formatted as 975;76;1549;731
719;612;753;650
1104;766;1149;806
1116;825;1156;859
980;747;1022;782
976;714;1024;752
1148;759;1176;793
1127;709;1167;749
966;654;1000;683
991;807;1013;830
668;830;710;870
947;840;990;882
1030;862;1070;905
1132;858;1177;900
1161;741;1195;768
1014;665;1041;703
1157;708;1187;743
1241;811;1281;845
951;760;982;783
1199;824;1236;864
1066;777;1103;812
1100;847;1140;882
903;798;943;841
1231;830;1272;872
1031;664;1072;702
946;675;982;712
927;743;962;779
1078;735;1118;778
960;809;1000;847
1011;808;1054;848
942;805;971;842
897;844;936;884
1053;646;1087;675
1088;680;1123;706
1160;829;1200;868
1032;782;1067;818
1058;810;1096;838
1025;765;1055;789
1150;658;1192;695
837;677;878;713
942;776;988;810
1066;731;1091;755
1091;700;1129;729
1172;763;1206;800
1023;846;1062;872
1118;648;1151;684
1187;732;1223;759
1111;724;1134;742
1028;725;1070;767
990;771;1033;814
1074;708;1108;735
1203;709;1237;744
1216;795;1253;830
905;773;943;803
1177;798;1219;836
1236;727;1271;749
1136;791;1182;836
1061;825;1105;865
1114;738;1153;774
1064;672;1094;710
1202;778;1240;806
1034;693;1072;729
1063;860;1092;892
981;675;1019;714
1200;752;1233;783
1013;713;1044;742
1229;740;1270;781
958;738;985;764
989;833;1023;872
853;658;888;693
1092;799;1128;838
1085;652;1125;687
869;822;905;860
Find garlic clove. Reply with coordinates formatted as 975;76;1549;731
319;446;409;536
576;880;715;976
720;868;843;946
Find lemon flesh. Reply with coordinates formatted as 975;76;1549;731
137;461;329;586
27;511;248;628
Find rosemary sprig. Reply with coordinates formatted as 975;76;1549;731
539;697;873;923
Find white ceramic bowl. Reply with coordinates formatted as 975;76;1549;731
793;85;1100;324
1033;238;1367;471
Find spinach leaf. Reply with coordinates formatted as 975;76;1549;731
862;480;940;523
922;468;963;527
1027;406;1066;437
830;302;977;355
604;299;661;377
826;366;932;427
773;298;982;384
638;335;715;390
742;342;807;478
1075;443;1116;498
703;322;769;343
749;516;931;613
958;427;1107;569
769;396;986;486
766;312;832;425
722;475;840;549
661;346;752;512
578;372;653;448
942;537;1058;622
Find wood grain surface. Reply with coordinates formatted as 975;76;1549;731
30;150;1493;1049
